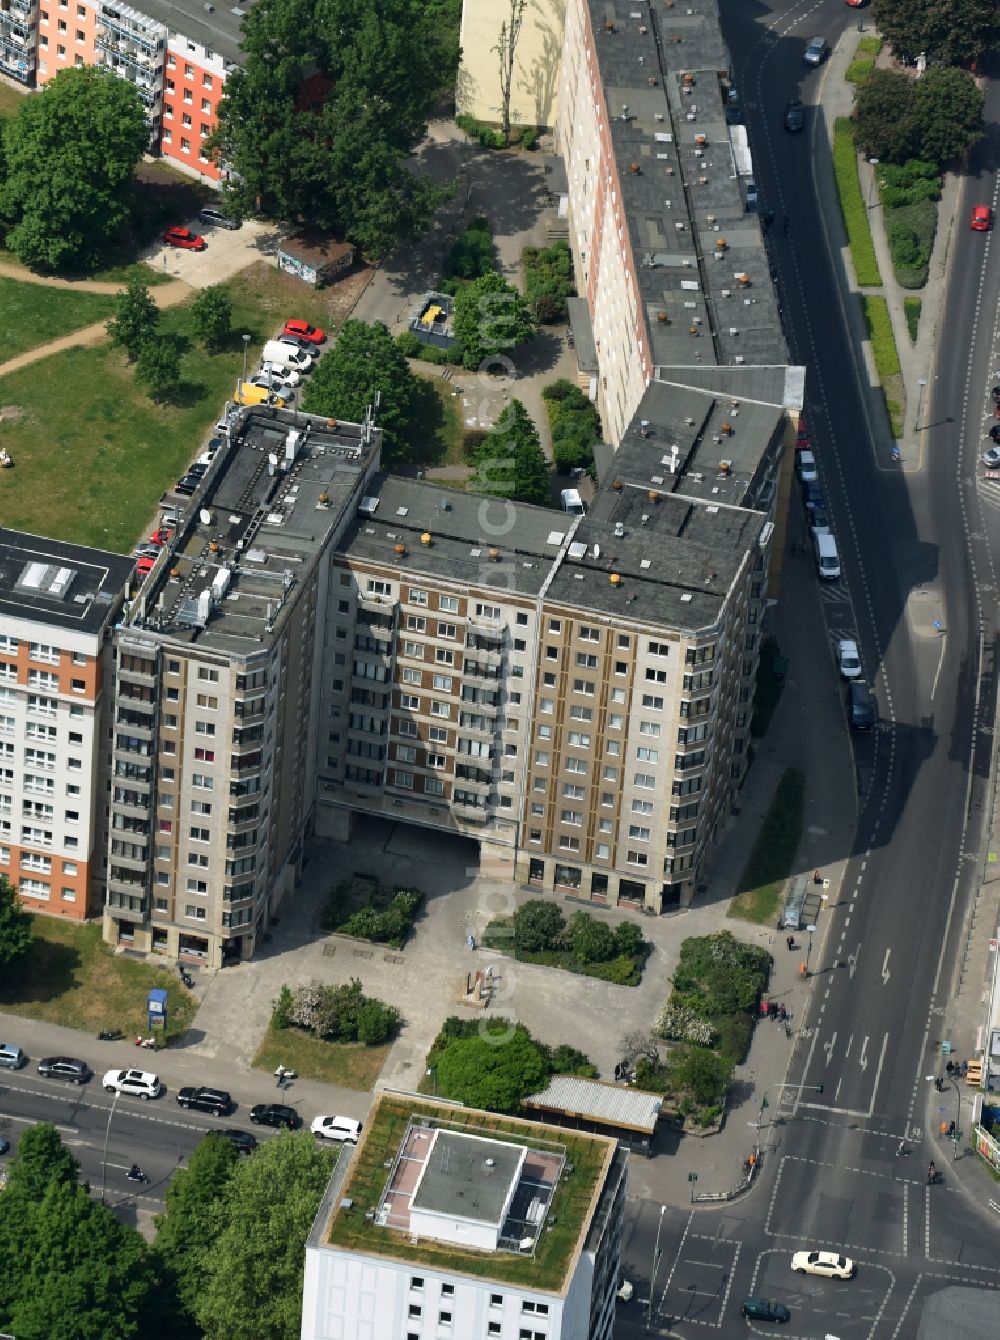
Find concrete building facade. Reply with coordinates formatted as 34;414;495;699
456;0;566;133
301;1095;627;1340
102;407;382;969
0;531;132;921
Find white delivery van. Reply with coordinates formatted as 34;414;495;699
814;531;840;581
560;488;585;516
261;339;315;374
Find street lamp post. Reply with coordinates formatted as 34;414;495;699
645;1204;665;1333
916;377;927;434
241;333;251;385
757;1081;824;1149
805;923;817;976
867;158;880;209
100;1090;121;1204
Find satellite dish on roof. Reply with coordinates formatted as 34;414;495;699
199;509;213;525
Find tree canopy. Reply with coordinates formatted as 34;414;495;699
853;65;983;166
190;286;233;353
470;399;550;505
210;0;458;256
194;1133;334;1340
300;320;420;462
107;280;160;362
452;270;536;370
0;873;32;970
0;67;148;272
872;0;1000;67
435;1022;551;1112
0;1124;158;1340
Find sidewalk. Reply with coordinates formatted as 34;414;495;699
812;29;963;469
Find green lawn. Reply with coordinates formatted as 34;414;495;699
832;118;882;287
0;266;329;553
410;371;466;467
0;918;197;1041
0;83;26;118
254;1023;390;1093
845;35;882;84
728;769;805;924
0;276;119;359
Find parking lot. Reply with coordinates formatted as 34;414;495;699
143;216;285;289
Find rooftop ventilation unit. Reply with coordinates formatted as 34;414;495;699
358;497;379;517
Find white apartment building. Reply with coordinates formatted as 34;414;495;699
0;530;132;920
301;1095;627;1340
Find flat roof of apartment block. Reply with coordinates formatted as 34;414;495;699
0;528;132;635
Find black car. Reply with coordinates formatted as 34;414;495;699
37;1056;91;1085
848;681;876;731
207;1128;258;1155
177;1085;233;1116
276;333;313;353
175;474;201;496
187;462;209;478
990;424;1000;443
784;99;804;132
249;1103;302;1130
802;479;825;511
724;103;742;125
741;1297;790;1323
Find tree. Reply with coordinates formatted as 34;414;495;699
665;1044;733;1106
495;0;528;147
512;899;565;954
614;920;645;959
154;1135;236;1335
301;320;420;463
190;285;233;352
452;270;535;369
136;338;182;401
0;873;31;969
195;1133;334;1340
872;0;1000;67
852;69;919;163
568;911;615;964
209;0;459;257
435;1023;550;1111
5;1180;158;1340
107;280;160;362
0;67;148;271
3;1123;79;1202
470;399;550;505
911;66;984;165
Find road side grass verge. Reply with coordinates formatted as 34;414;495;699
253;1024;391;1093
0;269;324;553
728;769;806;924
0;277;119;360
832;118;882;287
904;297;921;343
845;35;882;84
0;917;196;1041
862;295;905;437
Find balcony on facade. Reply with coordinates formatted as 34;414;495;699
0;24;35;80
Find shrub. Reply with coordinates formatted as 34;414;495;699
512;899;565;953
655;1001;717;1046
520;127;538;150
428;1017;597;1111
544;377;601;474
463;428;489;459
614;920;645;958
442;216;497;283
271;984;294;1031
357;998;401;1045
395;330;423;359
523;240;575;321
832;118;882;287
569;910;615;964
885;198;937;288
280;980;401;1044
544;1043;598;1077
338;888;424;948
666;1044;734;1105
904;296;921;343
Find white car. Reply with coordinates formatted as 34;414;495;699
260;362;302;387
837;639;862;679
102;1068;162;1100
791;1250;854;1279
311;1114;362;1144
797;450;818;484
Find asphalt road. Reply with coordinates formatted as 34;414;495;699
0;1063;295;1224
619;2;1000;1335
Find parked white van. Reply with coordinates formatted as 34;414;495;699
814;531;840;580
560;488;585;516
261;339;315;374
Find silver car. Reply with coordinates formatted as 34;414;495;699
199;206;240;230
803;35;829;66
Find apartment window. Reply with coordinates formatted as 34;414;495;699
428;726;448;743
194;748;215;762
407;587;428;606
627;850;649;867
534;751;549;766
407;1303;421;1318
425;777;444;796
186;879;207;894
632;799;653;815
184;62;194;76
410;1277;424;1290
542;672;556;687
636;747;659;763
642;694;664;709
569;705;592;722
560;810;582;826
567;731;590;748
490;1296;504;1308
184;905;207;920
562;783;584;800
201;97;211;112
648;640;671;657
202;72;212;87
476;603;500;619
441;1285;454;1298
440;595;459;613
57;43;65;54
400;694;420;710
189;827;210;842
639;721;661;737
579;625;599;642
191;800;212;816
545;646;558;661
180;137;192;153
398;720;418;738
629;825;651;841
530;802;544;817
565;757;586;774
529;828;542;843
635;772;655;788
195;721;215;736
192;774;213;790
537;724;551;740
435;649;454;666
429;702;450;719
405;615;426;633
539;698;554;715
438;622;457;640
595;843;610;860
439;1312;452;1327
57;17;66;29
572;679;595;696
394;770;413;789
403;641;422;659
196;694;217;709
575;652;597;668
75;28;83;40
646;668;667;684
427;753;446;769
402;668;421;686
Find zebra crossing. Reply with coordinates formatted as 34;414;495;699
977;468;1000;512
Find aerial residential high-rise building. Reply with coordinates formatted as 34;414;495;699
0;530;132;920
301;1094;627;1340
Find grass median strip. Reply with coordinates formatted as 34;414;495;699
728;769;805;925
904;296;921;343
845;35;882;84
833;117;882;287
862;294;905;437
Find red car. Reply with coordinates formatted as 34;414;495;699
971;205;994;233
844;0;867;7
282;318;325;344
163;226;206;251
148;528;171;546
136;556;156;579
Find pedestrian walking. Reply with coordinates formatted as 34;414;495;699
274;1064;287;1089
786;934;795;951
